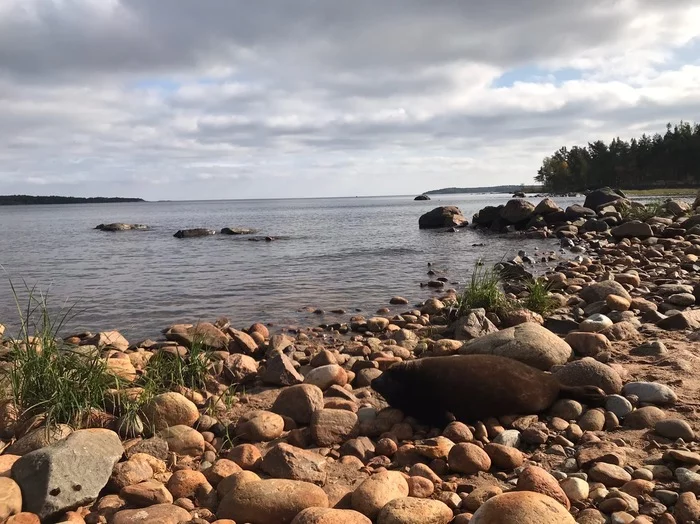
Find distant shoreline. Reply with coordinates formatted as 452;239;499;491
0;195;145;206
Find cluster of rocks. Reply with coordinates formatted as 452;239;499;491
469;187;695;239
93;224;274;241
5;189;700;522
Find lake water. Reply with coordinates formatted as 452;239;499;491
0;194;611;339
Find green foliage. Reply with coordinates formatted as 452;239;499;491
521;278;557;316
535;121;700;192
1;281;120;428
457;263;510;315
138;338;212;394
621;201;665;222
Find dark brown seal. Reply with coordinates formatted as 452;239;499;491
371;354;605;426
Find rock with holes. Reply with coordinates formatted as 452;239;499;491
11;429;123;520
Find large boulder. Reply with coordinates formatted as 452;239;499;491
470;491;576;523
611;220;653;239
11;429;123;520
472;205;503;227
500;199;535;224
414;194;430;201
579;280;632;303
217;479;329;523
584;187;626;211
173;228;216;238
534;198;561;215
459;323;572;370
418;206;467;229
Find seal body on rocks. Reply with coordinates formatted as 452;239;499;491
371;354;605;426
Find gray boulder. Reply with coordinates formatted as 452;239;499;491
565;205;596;220
221;227;258;235
584;187;626;211
611;221;653;239
500;199;535;224
11;429;123;520
459;322;572;370
95;223;148;232
534;198;561;215
173;228;216;238
451;309;499;340
419;206;468;229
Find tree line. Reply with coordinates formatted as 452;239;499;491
0;195;144;205
535;121;700;193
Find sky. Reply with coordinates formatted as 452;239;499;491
1;1;700;200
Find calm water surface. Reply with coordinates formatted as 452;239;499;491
0;194;612;339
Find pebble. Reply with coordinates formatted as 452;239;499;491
351;471;409;520
655;419;695;441
676;468;700;494
448;443;491;474
622;382;678;406
606;395;634;419
492;429;521;448
560;476;589;502
625;406;667;429
579;314;614;333
588;463;632;487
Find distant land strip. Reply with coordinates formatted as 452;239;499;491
424;185;543;195
0;195;145;205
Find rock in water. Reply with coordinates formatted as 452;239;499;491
414;194;430;201
418;207;467;229
220;227;257;235
459;322;572;370
583;187;626;211
11;429;123;520
173;228;216;238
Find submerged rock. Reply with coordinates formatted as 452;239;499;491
221;227;258;235
173;228;216;238
95;223;148;232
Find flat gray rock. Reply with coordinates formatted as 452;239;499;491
11;429;123;520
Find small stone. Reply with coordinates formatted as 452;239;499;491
310;409;359;447
448;443;491;474
304;365;348;390
120;480;173;507
554;357;622;394
351;471;409;520
271;384;324;425
560;477;589;502
624;406;667;429
261;353;305;386
111;503;191;524
484;443;524;470
166;469;209;500
407;476;434;498
589;463;632;487
677;468;700;494
158;425;205;456
235;411;285;442
675;492;700;523
462;485;503;512
376;497;453;524
605;395;634;419
578;409;606;431
291;508;371;524
656;419;695;441
261;443;328;484
550;399;584;420
607;295;631;311
565;332;611;357
630;340;668;357
492;429;521;448
579;314;614;333
141;392;199;431
622;382;677;406
516;465;570;509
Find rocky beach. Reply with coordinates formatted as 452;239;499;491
4;187;700;524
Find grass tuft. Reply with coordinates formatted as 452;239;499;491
457;262;510;315
521;278;557;316
138;338;212;394
0;279;121;429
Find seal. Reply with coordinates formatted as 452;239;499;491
371;354;605;426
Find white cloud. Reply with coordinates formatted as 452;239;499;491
0;0;699;199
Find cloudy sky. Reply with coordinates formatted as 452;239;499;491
1;0;699;200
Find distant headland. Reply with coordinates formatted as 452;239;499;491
0;195;145;206
425;185;542;195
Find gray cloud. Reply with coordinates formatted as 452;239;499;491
0;1;699;199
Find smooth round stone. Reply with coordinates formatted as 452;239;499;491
630;340;667;357
654;489;679;506
624;406;667;429
579;314;614;333
669;293;696;306
470;491;575;523
550;399;584;420
622;382;677;406
493;430;521;448
560;477;589;502
676;468;700;494
578;409;606;431
605;395;634;419
376;497;453;524
655;418;695;441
